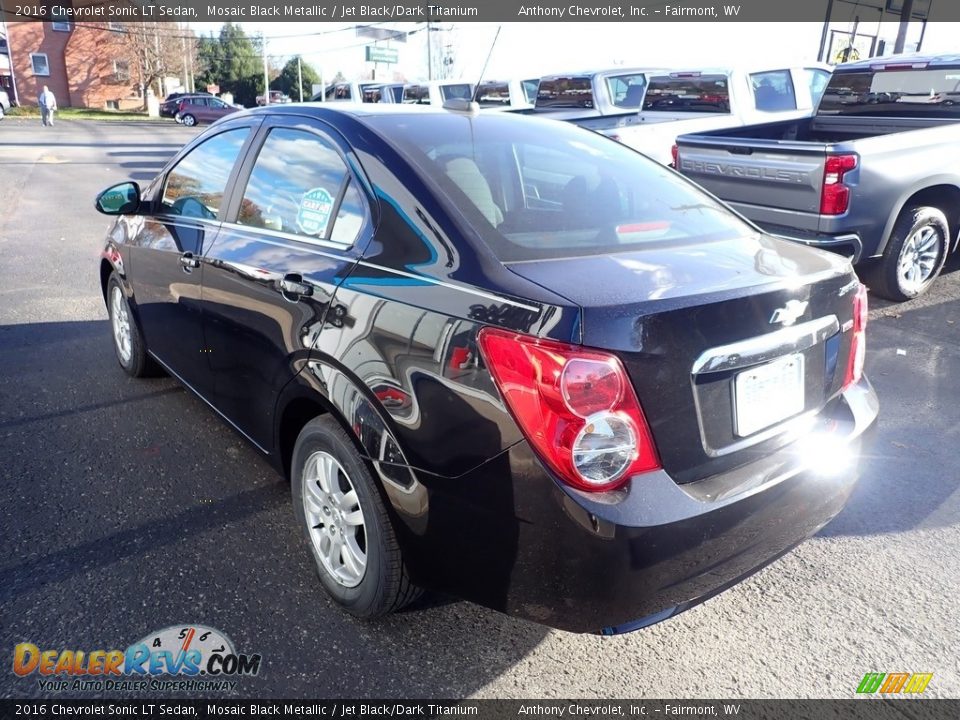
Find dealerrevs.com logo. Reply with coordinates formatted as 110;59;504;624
13;625;261;693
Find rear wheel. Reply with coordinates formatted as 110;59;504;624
870;205;949;301
181;114;197;127
291;416;421;618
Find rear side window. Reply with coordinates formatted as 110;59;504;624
536;77;594;109
751;69;798;112
805;68;831;105
441;83;473;101
642;74;730;113
521;79;539;104
372;114;751;262
326;84;352;101
236;128;363;246
818;67;960;118
161;128;249;219
605;73;648;108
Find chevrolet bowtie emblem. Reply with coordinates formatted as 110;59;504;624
770;300;809;326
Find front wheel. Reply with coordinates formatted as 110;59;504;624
107;273;157;377
291;416;421;618
181;114;196;127
870;205;950;301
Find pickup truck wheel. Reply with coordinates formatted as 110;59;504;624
291;416;422;618
874;205;949;301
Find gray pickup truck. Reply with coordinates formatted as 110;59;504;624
675;53;960;301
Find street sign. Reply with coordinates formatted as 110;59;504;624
365;46;399;64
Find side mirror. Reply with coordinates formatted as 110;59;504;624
95;182;141;215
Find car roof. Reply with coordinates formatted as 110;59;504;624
837;52;960;70
539;68;666;80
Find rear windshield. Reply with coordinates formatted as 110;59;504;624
366;114;753;262
818;67;960;118
642;75;731;113
402;85;430;104
477;81;511;107
536;77;594;109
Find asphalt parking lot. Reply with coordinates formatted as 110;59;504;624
1;118;958;699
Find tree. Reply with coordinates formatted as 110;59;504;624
273;57;321;102
195;23;263;107
122;23;195;108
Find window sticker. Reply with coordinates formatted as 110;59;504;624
297;187;334;237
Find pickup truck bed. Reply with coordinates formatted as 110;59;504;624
676;54;960;301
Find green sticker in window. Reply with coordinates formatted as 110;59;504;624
297;187;334;237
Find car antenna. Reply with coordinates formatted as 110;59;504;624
442;25;501;114
471;25;502;105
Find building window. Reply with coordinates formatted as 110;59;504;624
113;60;130;83
108;22;124;31
30;53;50;77
51;8;72;31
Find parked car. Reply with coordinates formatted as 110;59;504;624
526;67;664;129
675;53;960;300
591;64;831;165
160;92;211;119
315;81;384;103
360;83;404;103
176;96;241;126
0;88;9;119
94;104;877;634
475;78;540;110
256;90;292;106
400;80;475;106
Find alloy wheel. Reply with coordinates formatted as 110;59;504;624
110;285;132;365
302;451;367;588
897;225;942;295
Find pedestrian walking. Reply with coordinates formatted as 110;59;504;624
38;85;57;127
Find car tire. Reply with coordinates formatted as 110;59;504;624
107;273;158;378
181;114;196;127
291;415;421;618
870;205;950;301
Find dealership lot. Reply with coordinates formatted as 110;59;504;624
1;119;958;698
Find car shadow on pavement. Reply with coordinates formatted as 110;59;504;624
0;320;548;699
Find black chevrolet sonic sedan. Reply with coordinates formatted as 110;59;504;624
95;103;878;634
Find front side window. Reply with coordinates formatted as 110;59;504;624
751;69;798;112
805;68;831;105
642;74;730;113
477;82;511;107
237;128;364;246
161;128;250;220
373;114;752;262
31;53;50;76
402;85;430;104
605;73;648;108
440;83;473;101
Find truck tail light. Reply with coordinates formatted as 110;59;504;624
820;153;858;215
843;284;868;389
477;328;661;492
670;143;679;168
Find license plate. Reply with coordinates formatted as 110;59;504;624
734;354;805;437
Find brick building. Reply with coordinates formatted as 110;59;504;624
2;11;139;109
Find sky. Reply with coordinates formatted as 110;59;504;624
188;20;959;87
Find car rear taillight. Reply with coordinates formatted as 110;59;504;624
843;284;868;389
477;328;660;492
820;153;858;215
670;143;679;168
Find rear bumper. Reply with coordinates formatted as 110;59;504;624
404;377;878;634
757;222;864;263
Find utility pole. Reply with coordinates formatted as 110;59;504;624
297;56;303;102
426;21;432;80
261;32;270;105
817;0;834;63
894;0;915;54
180;22;188;92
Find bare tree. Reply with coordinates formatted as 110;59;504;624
121;23;196;107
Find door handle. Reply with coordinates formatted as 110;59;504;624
179;252;200;270
279;273;313;300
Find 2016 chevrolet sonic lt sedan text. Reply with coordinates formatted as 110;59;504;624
95;104;878;634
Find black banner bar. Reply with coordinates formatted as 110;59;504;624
2;0;960;23
2;700;960;720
